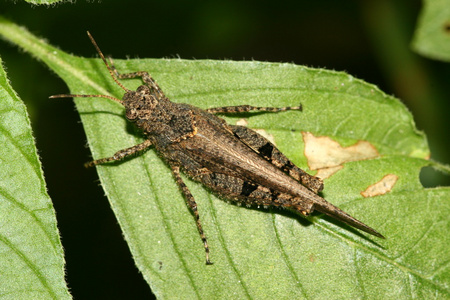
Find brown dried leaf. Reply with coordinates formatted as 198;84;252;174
361;174;399;197
303;132;379;178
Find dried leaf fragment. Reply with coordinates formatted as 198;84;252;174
236;118;249;126
361;174;399;197
302;132;379;179
315;165;343;179
236;119;276;145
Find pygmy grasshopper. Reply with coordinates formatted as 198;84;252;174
51;32;384;265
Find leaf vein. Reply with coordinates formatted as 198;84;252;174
206;194;252;299
271;214;309;299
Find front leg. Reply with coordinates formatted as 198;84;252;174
170;164;213;265
108;57;165;98
85;139;153;168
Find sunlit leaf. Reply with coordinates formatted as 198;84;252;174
0;55;70;298
1;17;448;299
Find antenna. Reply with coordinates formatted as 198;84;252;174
86;31;129;93
49;32;128;104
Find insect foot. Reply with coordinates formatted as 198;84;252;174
50;32;384;265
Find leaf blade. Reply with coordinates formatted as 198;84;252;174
412;0;450;61
2;20;448;299
0;54;70;298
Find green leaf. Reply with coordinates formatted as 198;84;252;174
1;18;449;298
23;0;63;5
412;0;450;61
0;56;70;297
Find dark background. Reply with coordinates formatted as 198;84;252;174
2;0;449;298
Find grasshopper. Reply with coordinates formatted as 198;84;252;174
51;32;384;265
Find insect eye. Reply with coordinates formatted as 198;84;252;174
137;85;150;94
126;109;138;121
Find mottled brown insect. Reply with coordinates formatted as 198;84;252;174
51;32;384;265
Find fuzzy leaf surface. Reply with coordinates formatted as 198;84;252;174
1;20;448;299
412;0;450;61
0;54;70;299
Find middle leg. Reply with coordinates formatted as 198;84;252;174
85;139;153;168
170;164;213;265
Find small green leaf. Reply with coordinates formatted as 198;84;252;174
23;0;63;5
412;0;450;61
0;56;70;297
1;18;448;298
